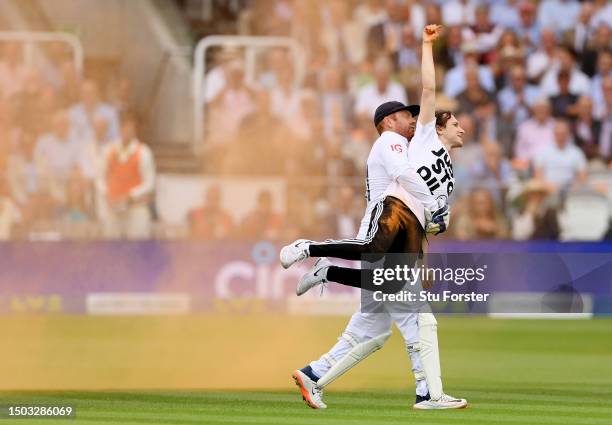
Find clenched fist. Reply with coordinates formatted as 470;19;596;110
423;24;443;43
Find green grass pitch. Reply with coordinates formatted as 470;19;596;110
1;316;611;424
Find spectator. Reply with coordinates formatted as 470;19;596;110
514;97;556;163
40;41;72;90
498;64;540;131
288;2;321;63
573;2;596;68
204;48;238;103
107;77;133;114
526;28;558;83
239;190;284;241
469;142;513;207
34;110;82;203
354;0;388;39
0;42;27;100
366;0;410;61
258;48;290;90
0;178;21;240
397;23;420;70
405;0;427;40
591;50;612;117
58;60;81;106
549;70;579;118
490;0;521;30
188;185;234;239
270;62;303;130
461;4;505;60
98;113;155;239
228;90;295;176
320;68;351;141
535;119;587;190
451;113;481;168
79;116;110;182
7;131;40;206
457;65;496;113
208;58;256;145
319;0;363;67
319;184;361;239
11;69;48;135
490;40;525;95
354;55;407;120
539;46;591;97
572;96;601;159
514;1;540;51
442;0;478;26
455;64;499;142
511;179;559;240
437;25;464;70
57;169;94;238
590;0;612;30
444;43;495;98
598;76;612;160
537;0;580;37
424;2;443;26
454;188;509;240
69;80;119;144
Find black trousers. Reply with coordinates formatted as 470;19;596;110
309;196;425;292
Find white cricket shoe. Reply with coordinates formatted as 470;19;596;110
413;393;468;410
292;369;327;409
280;239;311;269
297;258;331;296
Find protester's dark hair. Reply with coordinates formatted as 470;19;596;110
435;110;452;129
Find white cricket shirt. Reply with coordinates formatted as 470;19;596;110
400;119;455;212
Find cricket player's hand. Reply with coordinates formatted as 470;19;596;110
425;204;450;235
423;24;443;43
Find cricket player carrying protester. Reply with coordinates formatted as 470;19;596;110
280;25;466;410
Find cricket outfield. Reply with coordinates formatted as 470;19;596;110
1;315;611;424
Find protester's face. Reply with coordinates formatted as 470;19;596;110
439;114;465;148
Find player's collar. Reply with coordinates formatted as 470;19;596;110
380;130;408;143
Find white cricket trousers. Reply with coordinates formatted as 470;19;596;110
308;202;428;396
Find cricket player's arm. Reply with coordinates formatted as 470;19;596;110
417;24;442;129
381;138;411;181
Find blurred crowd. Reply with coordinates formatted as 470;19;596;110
0;41;156;240
1;1;611;242
201;0;612;242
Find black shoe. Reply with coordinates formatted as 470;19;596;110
415;393;431;404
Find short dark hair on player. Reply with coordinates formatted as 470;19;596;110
435;110;452;129
376;121;386;135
